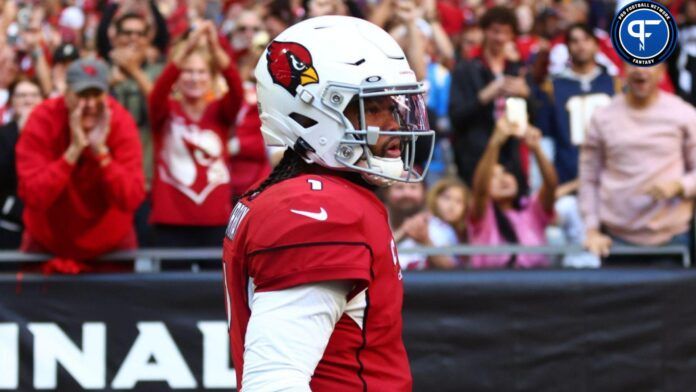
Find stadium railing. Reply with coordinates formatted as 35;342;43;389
0;244;690;271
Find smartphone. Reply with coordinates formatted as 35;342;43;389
505;97;528;136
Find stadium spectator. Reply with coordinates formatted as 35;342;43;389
385;182;427;270
456;24;483;60
668;0;696;106
385;182;455;270
468;119;558;269
539;24;616;186
96;0;169;62
539;23;616;267
50;43;81;97
425;177;470;266
514;3;541;63
15;59;145;265
386;181;426;239
57;4;86;47
580;63;696;265
0;78;43;249
547;0;621;77
108;11;163;110
449;6;530;185
227;8;267;61
107;11;166;187
12;10;53;99
148;21;243;247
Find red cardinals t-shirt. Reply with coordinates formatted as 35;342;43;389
222;173;412;391
148;62;243;226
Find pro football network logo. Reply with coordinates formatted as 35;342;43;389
610;1;678;66
266;41;319;96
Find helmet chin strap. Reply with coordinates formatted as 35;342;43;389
357;155;404;187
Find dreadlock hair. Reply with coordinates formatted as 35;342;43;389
235;148;311;204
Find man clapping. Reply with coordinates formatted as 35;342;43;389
15;59;145;270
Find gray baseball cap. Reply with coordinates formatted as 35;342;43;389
66;58;109;93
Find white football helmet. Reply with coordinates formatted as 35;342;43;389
254;15;435;185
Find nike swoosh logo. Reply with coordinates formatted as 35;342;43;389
290;207;328;221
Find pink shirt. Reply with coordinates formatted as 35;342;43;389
467;197;553;269
579;92;696;245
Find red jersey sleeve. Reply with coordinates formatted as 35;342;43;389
243;177;373;293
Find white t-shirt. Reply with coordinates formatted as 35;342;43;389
397;216;460;270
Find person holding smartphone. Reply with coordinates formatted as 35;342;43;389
449;6;531;186
468;118;558;269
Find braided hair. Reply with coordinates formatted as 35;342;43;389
234;148;311;204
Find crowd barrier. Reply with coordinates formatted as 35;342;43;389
0;243;691;269
1;257;696;391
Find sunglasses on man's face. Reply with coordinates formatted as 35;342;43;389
236;25;262;33
118;29;147;37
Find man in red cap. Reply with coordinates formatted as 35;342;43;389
16;58;145;272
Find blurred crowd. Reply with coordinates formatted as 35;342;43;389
0;0;695;273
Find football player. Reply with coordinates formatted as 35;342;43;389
221;15;435;391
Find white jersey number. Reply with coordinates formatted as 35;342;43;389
566;93;611;145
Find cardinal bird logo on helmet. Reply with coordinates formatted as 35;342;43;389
266;41;319;96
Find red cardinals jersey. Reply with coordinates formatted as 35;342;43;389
222;173;412;391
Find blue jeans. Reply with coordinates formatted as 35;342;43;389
604;231;691;267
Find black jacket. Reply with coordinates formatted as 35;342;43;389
448;57;527;185
0;121;22;225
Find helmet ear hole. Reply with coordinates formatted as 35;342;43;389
292;137;317;163
289;112;318;128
